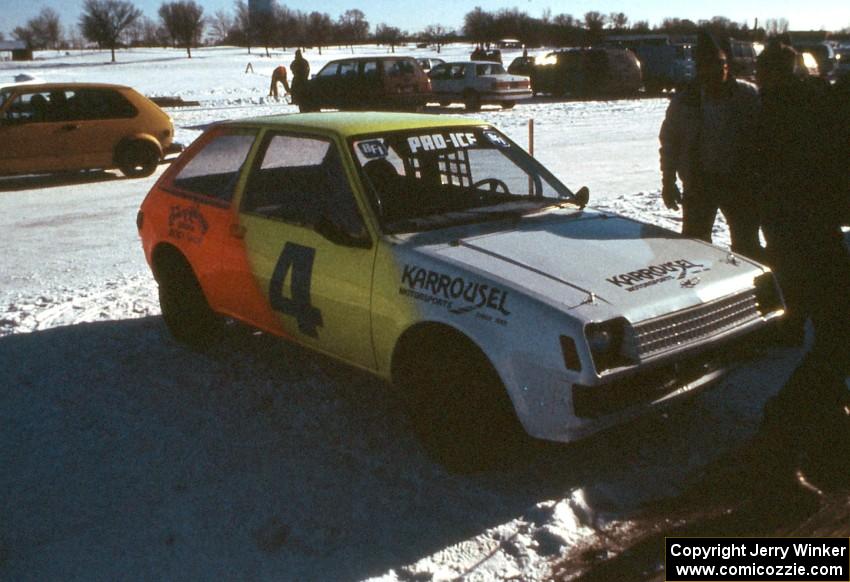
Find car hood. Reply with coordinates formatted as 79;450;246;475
419;209;765;322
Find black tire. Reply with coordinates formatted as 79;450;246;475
500;101;516;110
118;141;160;178
157;252;223;349
397;327;526;472
463;91;481;112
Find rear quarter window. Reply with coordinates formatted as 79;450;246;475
170;130;257;203
67;89;137;120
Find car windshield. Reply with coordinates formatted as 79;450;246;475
350;126;576;234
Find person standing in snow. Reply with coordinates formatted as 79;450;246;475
754;39;850;493
289;49;310;110
268;64;290;99
658;30;762;260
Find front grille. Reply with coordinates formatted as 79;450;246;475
633;290;760;358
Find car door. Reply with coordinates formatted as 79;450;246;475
0;89;66;174
157;126;262;320
236;130;376;368
63;88;141;168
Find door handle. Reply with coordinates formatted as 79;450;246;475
229;223;247;239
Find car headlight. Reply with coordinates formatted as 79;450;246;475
754;272;785;316
585;318;633;373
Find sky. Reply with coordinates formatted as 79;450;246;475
1;0;848;39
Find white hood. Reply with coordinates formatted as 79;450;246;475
426;210;765;322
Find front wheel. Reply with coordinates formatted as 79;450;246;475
500;101;516;109
399;329;526;472
117;141;159;178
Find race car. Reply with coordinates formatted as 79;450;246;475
137;112;784;470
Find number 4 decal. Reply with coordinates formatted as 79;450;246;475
270;243;323;337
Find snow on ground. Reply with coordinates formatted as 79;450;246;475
0;45;802;580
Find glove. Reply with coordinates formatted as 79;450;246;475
661;179;682;211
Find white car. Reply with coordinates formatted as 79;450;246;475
428;61;533;110
138;113;785;471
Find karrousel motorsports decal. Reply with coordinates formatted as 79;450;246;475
606;259;710;293
399;264;510;326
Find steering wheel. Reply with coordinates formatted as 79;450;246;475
471;178;510;196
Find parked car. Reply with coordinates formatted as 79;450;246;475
428;61;532;110
727;39;757;81
793;42;837;80
0;82;179;177
604;34;694;93
524;48;642;98
298;56;431;112
416;57;445;73
138;112;785;470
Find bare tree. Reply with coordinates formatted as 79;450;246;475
374;23;403;53
13;7;63;50
337;9;369;50
79;0;143;62
583;11;607;44
764;18;790;36
422;24;449;53
306;11;333;54
608;12;628;31
159;0;205;57
207;9;234;45
464;6;496;46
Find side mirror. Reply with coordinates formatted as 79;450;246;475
574;186;590;209
314;215;371;249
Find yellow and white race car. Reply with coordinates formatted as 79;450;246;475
138;112;784;470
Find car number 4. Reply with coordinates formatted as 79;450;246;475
270;242;324;337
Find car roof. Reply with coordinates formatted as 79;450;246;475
324;56;416;63
222;111;484;138
0;82;132;92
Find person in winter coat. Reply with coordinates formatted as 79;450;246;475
754;39;850;493
268;65;290;99
658;31;762;259
289;50;310;110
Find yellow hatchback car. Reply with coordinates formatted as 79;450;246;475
0;82;178;178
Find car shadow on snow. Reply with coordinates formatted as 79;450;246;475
0;316;797;580
0;171;122;192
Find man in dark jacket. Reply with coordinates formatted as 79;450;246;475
289;49;310;110
755;40;850;492
659;31;762;259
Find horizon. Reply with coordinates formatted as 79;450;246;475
1;1;848;40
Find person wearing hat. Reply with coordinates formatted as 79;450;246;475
658;30;762;260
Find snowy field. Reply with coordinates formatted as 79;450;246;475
0;44;819;580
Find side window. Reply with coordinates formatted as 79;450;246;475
338;61;358;78
362;60;379;80
317;63;339;77
430;64;450;80
242;133;366;240
67;89;137;120
4;92;51;123
171;130;256;203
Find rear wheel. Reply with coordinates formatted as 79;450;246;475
156;251;223;349
117;141;159;178
463;90;481;111
396;327;526;472
500;101;516;109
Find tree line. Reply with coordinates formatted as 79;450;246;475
8;1;850;63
